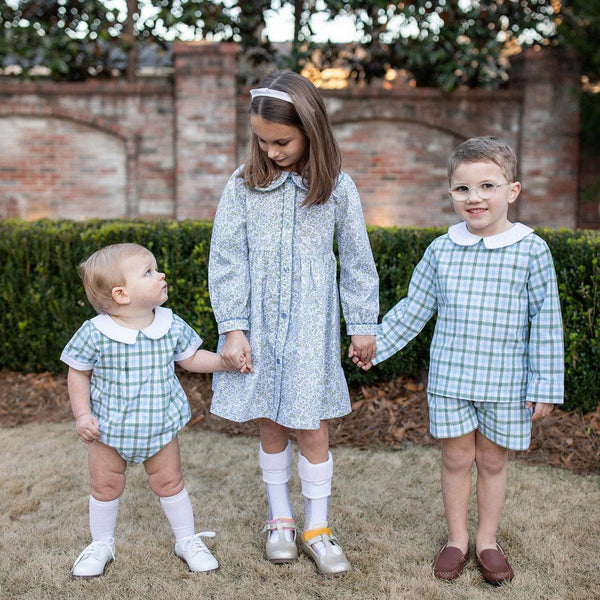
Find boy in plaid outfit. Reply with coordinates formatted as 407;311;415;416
352;137;564;584
61;243;249;578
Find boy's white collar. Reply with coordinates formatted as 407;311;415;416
448;221;533;249
90;306;173;344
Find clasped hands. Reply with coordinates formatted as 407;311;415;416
220;330;254;374
349;334;376;371
221;331;375;373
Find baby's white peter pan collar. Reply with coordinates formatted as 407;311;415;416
91;306;173;344
448;221;533;249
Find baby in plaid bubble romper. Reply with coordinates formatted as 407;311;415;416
61;243;249;578
353;137;564;585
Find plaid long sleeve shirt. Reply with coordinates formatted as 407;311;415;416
373;222;564;405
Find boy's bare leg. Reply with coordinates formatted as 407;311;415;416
474;431;508;552
440;433;475;554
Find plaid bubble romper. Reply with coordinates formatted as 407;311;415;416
61;307;201;463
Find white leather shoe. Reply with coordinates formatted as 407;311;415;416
71;539;115;578
262;517;298;563
174;532;219;573
301;527;351;576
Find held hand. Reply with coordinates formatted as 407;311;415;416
236;351;254;374
350;335;376;362
526;401;554;421
348;336;373;371
75;413;100;444
222;330;253;373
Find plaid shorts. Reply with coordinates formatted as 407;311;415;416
427;393;534;450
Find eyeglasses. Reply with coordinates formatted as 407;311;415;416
448;182;511;202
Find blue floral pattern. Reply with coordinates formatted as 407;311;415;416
208;169;379;429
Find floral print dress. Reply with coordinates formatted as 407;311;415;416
208;169;379;429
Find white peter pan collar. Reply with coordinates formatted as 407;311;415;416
448;221;533;249
91;306;173;344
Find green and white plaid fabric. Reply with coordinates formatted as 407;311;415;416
428;394;535;450
373;222;564;407
61;307;201;463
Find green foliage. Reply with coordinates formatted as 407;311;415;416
0;1;562;88
0;0;123;81
0;218;216;372
1;220;599;412
539;229;600;413
320;0;559;89
556;0;600;86
341;226;440;386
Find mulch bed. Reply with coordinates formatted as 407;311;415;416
1;369;598;476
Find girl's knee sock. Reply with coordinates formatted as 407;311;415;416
298;452;335;556
259;441;294;542
89;495;119;542
297;451;333;530
160;487;195;542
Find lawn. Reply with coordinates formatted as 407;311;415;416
1;422;598;600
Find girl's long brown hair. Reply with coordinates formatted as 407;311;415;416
242;70;342;207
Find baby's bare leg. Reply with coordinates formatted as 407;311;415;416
88;441;127;501
143;436;184;497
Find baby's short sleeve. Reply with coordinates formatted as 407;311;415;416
172;314;203;362
60;321;98;371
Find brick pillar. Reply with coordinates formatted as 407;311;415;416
510;47;580;229
173;42;239;219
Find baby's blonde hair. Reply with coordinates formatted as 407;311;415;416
447;136;517;183
78;243;153;314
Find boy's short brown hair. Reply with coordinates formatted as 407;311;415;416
448;136;517;183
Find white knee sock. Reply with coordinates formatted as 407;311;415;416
298;452;336;556
160;487;195;542
297;451;333;530
89;495;119;543
259;441;294;542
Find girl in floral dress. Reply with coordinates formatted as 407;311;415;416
208;70;379;575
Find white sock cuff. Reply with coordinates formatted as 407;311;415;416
160;487;189;505
259;441;292;484
89;495;120;509
298;452;333;498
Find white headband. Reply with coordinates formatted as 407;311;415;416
250;87;294;104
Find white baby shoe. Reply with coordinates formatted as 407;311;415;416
71;539;115;578
174;532;219;573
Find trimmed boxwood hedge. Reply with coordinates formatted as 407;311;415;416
1;219;598;412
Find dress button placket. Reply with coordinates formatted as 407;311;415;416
273;180;295;419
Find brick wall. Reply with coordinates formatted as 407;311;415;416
0;79;174;219
0;42;591;229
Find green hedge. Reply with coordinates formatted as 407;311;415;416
1;220;598;413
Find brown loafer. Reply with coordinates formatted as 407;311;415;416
475;544;514;585
432;543;470;581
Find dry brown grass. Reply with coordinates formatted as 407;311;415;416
1;422;599;600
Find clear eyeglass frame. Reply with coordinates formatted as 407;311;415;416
448;182;511;202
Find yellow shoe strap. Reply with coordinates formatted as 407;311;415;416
301;527;332;543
